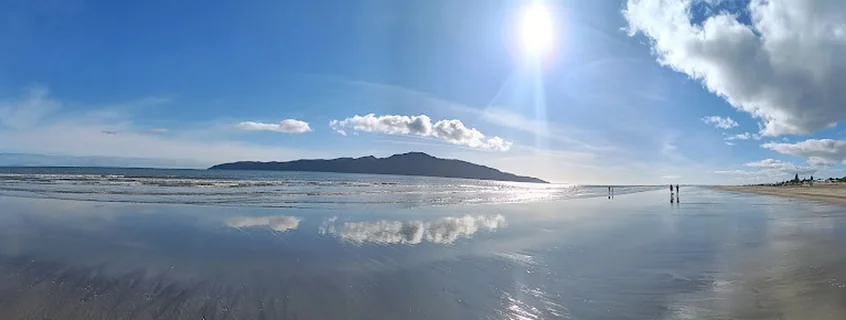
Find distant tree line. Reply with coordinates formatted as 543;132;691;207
747;174;846;187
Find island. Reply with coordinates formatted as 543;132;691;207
208;152;548;183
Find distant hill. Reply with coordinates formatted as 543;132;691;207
208;152;548;183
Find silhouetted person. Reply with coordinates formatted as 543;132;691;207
675;184;680;203
670;184;674;203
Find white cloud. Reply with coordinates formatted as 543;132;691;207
808;157;838;168
3;109;327;160
746;158;815;175
225;215;300;232
746;159;793;170
723;132;763;143
325;78;615;153
330;114;512;151
625;0;846;136
0;87;323;165
0;85;59;129
713;169;786;183
320;215;506;245
0;124;323;166
237;119;312;133
762;139;846;165
715;158;816;182
701;116;738;129
725;132;750;141
725;142;734;146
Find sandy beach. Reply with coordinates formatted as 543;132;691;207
5;178;846;319
716;184;846;204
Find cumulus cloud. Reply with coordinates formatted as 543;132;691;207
225;215;301;232
319;214;506;245
701;116;738;129
237;119;312;133
625;0;846;136
762;139;846;165
329;114;512;151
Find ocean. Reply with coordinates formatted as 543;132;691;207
0;167;658;208
1;167;845;319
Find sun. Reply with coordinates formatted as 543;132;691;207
518;0;555;60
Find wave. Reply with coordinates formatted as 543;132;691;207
0;173;402;188
0;170;665;207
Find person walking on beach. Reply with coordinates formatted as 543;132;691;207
675;184;679;202
670;184;674;203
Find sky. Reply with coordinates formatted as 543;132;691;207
1;0;845;185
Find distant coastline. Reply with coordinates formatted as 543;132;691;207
209;152;548;184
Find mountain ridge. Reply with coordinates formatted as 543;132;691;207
208;152;548;183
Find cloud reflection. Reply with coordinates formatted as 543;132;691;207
225;215;301;232
320;215;505;245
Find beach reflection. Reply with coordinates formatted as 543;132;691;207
3;189;846;319
225;215;301;232
656;191;846;319
319;214;506;245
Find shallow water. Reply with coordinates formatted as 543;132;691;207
1;180;846;319
0;167;657;208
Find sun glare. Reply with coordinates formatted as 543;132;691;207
518;1;555;60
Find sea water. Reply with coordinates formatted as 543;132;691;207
0;167;657;208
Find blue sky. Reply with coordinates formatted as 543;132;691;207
1;0;845;184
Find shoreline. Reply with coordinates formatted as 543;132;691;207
714;185;846;204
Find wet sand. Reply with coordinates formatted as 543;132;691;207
715;184;846;204
3;188;846;319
